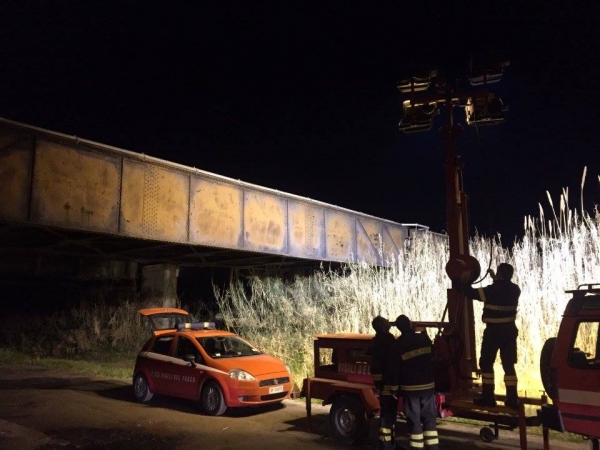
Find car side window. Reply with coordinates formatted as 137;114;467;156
570;320;600;368
176;337;201;362
151;336;174;355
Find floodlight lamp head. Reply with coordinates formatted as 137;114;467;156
399;100;439;133
397;69;438;93
399;121;434;133
469;60;510;86
465;94;506;126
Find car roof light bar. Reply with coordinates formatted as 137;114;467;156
176;322;216;331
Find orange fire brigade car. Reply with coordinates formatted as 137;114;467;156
133;308;293;415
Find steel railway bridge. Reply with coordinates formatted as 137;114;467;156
0;117;433;301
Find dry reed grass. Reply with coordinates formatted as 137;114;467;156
216;171;600;396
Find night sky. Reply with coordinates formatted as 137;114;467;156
1;2;599;246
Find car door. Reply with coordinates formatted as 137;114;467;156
558;319;600;436
138;308;194;397
171;335;205;399
145;334;176;395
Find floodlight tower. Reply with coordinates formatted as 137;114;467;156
397;60;509;393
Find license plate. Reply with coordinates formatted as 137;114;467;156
269;385;283;394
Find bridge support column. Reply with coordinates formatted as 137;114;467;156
141;264;179;307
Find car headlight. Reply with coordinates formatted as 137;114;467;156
284;364;291;374
229;369;256;381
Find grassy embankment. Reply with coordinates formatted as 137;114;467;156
0;347;133;379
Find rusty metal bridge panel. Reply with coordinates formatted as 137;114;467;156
0;118;425;268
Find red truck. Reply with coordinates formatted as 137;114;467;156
539;284;600;450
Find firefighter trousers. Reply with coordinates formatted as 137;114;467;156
480;323;518;374
480;323;518;402
403;390;439;449
378;393;397;450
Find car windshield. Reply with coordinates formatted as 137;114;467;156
197;336;262;359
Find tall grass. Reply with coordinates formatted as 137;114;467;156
0;292;154;358
215;175;600;396
214;232;451;381
0;276;217;360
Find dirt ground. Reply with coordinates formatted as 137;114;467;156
0;363;590;450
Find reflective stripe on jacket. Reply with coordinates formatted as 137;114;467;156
391;330;435;393
464;279;520;324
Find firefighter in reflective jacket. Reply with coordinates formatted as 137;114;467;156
367;315;397;450
392;315;439;450
461;262;521;409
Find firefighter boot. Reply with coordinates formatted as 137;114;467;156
473;383;497;408
505;386;519;409
504;375;519;409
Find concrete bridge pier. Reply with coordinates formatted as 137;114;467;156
141;263;179;308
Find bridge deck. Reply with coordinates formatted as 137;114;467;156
0;117;428;268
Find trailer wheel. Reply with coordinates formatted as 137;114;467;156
540;337;558;400
479;426;495;443
329;396;369;445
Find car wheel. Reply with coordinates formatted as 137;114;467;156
329;396;369;445
201;380;227;416
133;373;153;403
540;337;558;401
